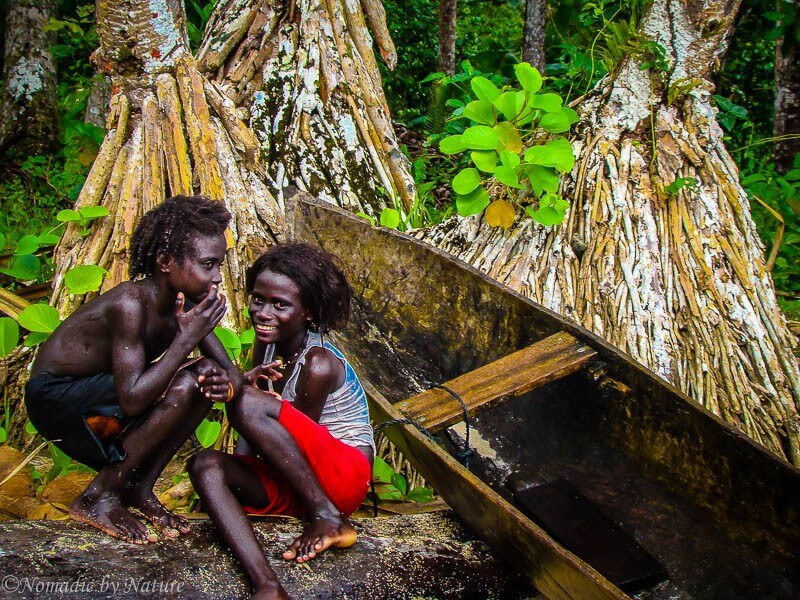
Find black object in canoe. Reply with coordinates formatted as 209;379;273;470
290;196;800;600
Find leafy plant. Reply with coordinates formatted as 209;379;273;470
187;0;217;50
372;456;434;502
664;177;697;196
713;95;749;132
438;62;578;228
195;418;223;448
742;153;800;297
56;206;110;237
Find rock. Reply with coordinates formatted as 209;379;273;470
0;513;535;599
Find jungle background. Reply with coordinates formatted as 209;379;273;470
0;0;799;517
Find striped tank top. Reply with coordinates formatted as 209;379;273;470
263;332;375;452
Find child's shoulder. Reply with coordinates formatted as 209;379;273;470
301;346;344;380
88;280;153;318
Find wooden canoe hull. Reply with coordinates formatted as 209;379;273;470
290;197;800;599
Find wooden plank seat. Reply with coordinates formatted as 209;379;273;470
394;331;598;433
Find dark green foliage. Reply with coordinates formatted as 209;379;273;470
379;0;439;121
1;1;102;248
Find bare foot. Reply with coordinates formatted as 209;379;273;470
282;515;357;563
250;582;290;600
70;491;155;544
124;488;190;538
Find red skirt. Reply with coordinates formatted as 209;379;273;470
237;400;371;517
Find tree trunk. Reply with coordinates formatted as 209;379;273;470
522;0;546;73
83;74;111;129
0;0;58;154
418;0;800;465
51;0;282;328
195;0;414;215
438;0;457;76
774;0;800;173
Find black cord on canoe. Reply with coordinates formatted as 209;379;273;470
433;384;475;469
371;385;474;516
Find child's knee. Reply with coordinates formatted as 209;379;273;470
188;449;224;483
166;370;205;406
227;388;280;431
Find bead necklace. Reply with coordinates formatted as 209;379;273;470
275;333;308;372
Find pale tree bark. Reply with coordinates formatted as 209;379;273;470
83;74;111;129
419;0;800;465
0;0;58;154
51;0;282;328
438;0;457;75
522;0;546;73
195;0;414;215
774;0;800;173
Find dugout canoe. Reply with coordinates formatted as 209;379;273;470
289;196;800;600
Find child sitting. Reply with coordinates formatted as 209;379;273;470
189;242;374;600
26;195;242;544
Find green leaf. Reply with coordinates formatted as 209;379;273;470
380;208;402;229
456;186;490;216
355;212;377;227
26;420;38;435
461;126;499;150
15;235;39;256
214;326;242;361
37;233;61;247
524;138;576;172
391;472;408;496
494;122;523;153
0;318;20;358
24;331;50;347
471;150;499;173
195;419;222;448
79;206;110;220
452;168;482;194
0;427;6;444
240;328;255;347
470;76;501;103
56;209;82;223
540;112;575;133
500;151;520;168
50;444;73;471
17;304;61;333
372;456;395;484
526;205;565;226
375;485;405;501
462;99;496;125
0;254;41;281
0;232;5;253
494;165;523;188
514;62;543;93
528;165;561;196
741;173;767;186
526;192;569;226
493;91;521;122
407;486;435;503
439;135;467;154
421;72;446;83
531;93;564;113
65;265;109;295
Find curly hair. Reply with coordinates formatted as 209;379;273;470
129;195;231;279
245;242;351;334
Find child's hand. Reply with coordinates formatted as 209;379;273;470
197;366;233;402
243;361;283;387
175;286;227;345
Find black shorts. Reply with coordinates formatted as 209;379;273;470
25;373;133;470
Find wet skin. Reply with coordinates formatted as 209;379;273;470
31;233;243;543
190;269;372;597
